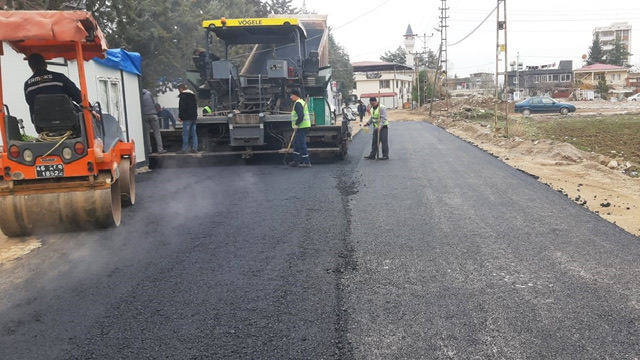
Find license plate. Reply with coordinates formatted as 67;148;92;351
36;164;65;178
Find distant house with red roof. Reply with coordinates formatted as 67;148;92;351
573;63;630;89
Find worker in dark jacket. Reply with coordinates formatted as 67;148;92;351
24;53;82;121
193;48;220;82
357;100;367;122
289;89;311;167
177;83;198;154
24;53;104;137
155;103;176;129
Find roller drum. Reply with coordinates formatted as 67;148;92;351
119;158;136;206
0;180;121;237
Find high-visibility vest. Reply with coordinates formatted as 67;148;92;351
371;104;387;128
202;105;212;114
291;98;311;129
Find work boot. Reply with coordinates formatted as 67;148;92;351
379;156;389;160
364;154;376;159
157;149;168;154
177;150;189;154
289;161;299;167
299;162;311;168
190;149;198;153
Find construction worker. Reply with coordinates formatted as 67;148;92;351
193;48;220;83
24;53;82;123
364;97;389;160
202;102;212;115
289;89;311;167
177;83;198;154
141;89;166;154
24;53;103;137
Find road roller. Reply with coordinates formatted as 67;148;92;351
0;11;136;237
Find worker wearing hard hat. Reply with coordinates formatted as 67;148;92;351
289;89;311;167
364;97;389;160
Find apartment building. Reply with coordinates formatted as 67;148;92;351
593;22;632;64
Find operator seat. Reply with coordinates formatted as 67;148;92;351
33;94;81;133
303;51;320;76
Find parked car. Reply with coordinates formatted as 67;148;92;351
627;93;640;101
514;96;576;116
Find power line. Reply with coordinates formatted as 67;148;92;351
352;42;403;58
331;0;392;31
449;5;497;47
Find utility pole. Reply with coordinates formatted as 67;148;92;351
502;0;509;135
439;0;449;109
406;30;431;108
422;33;428;106
429;44;443;118
495;0;507;134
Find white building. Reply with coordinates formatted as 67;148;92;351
352;61;413;108
1;44;148;165
593;22;632;64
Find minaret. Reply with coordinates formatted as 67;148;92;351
404;24;415;67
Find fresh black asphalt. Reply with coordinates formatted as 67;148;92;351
1;121;639;359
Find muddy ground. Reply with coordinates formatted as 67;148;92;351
383;98;640;237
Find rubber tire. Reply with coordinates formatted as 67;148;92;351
119;158;136;206
560;107;569;116
338;141;348;160
522;108;531;116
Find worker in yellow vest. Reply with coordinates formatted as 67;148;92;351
202;102;212;115
364;97;389;160
289;89;312;167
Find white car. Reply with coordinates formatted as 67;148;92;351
627;93;640;101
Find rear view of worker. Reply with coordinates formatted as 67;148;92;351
24;53;82;123
289;89;311;167
177;83;199;154
142;89;166;154
364;97;389;160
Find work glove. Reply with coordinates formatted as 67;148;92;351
292;125;298;130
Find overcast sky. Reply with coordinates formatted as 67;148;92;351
291;0;640;77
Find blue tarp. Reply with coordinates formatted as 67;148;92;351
93;48;141;76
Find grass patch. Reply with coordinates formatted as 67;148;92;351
526;115;640;165
460;112;640;166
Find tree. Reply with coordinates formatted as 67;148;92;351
328;32;353;101
425;49;439;69
0;0;71;9
268;0;296;14
587;33;605;65
411;70;440;106
379;46;406;65
84;0;267;90
0;0;312;91
596;78;610;100
605;35;631;66
297;0;313;14
246;0;270;16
